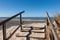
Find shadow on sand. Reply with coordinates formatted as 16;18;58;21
26;27;33;40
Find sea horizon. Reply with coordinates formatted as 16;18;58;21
0;17;54;20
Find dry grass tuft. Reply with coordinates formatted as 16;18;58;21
54;14;60;23
53;13;60;30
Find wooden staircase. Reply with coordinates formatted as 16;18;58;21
15;23;46;40
0;11;59;40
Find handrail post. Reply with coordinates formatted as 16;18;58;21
20;13;22;31
2;23;6;40
46;18;49;26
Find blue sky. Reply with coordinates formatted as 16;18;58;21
0;0;60;17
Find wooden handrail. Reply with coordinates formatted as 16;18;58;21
0;11;25;25
0;10;25;40
46;11;59;40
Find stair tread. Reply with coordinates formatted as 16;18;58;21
23;28;31;30
23;23;46;29
16;31;29;37
23;26;45;30
22;28;45;33
32;29;45;33
29;33;45;39
23;23;46;28
23;26;45;29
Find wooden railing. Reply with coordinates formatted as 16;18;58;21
0;11;25;40
46;12;59;40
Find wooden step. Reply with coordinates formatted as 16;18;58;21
23;26;45;30
22;28;32;32
30;38;46;40
22;29;45;33
23;26;45;29
29;33;45;39
32;29;45;33
22;28;45;33
22;24;46;29
16;31;29;37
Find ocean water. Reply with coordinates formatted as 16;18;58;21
0;17;54;20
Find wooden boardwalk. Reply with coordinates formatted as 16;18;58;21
6;23;46;40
